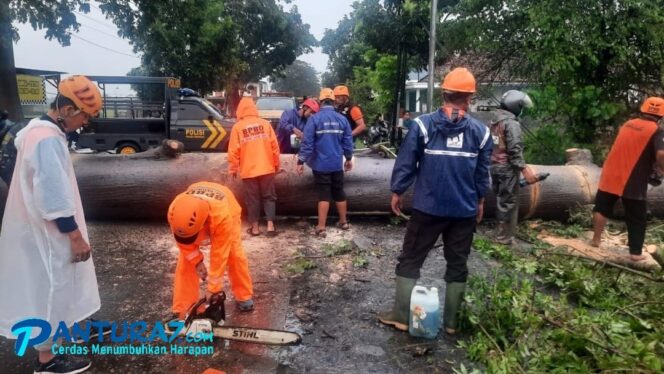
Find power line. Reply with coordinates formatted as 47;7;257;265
78;21;124;40
70;33;140;59
74;11;117;31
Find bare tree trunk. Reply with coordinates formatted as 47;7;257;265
1;151;663;221
0;1;23;121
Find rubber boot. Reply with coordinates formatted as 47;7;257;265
494;221;514;245
443;282;466;335
377;276;417;331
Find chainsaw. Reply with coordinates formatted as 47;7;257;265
166;292;302;346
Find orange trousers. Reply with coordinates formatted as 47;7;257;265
172;217;253;317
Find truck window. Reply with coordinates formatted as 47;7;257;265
178;102;211;120
102;97;164;119
256;98;296;111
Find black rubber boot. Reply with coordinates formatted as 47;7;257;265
377;276;417;331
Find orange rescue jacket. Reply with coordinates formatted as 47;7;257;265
172;182;243;293
228;97;280;179
599;118;659;196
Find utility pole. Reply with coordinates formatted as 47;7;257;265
427;0;438;112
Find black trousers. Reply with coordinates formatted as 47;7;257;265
395;209;477;283
593;189;647;255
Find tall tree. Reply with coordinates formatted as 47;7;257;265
442;0;664;142
1;1;315;121
99;0;237;94
100;0;316;95
0;1;94;121
321;0;458;120
270;60;320;97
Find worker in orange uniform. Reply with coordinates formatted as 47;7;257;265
228;97;281;236
168;182;255;318
591;97;664;260
334;85;366;138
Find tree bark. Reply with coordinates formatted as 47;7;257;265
565;148;594;166
0;1;24;122
1;152;663;221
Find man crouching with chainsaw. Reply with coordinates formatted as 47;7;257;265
168;181;255;320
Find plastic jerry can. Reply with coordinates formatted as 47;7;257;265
290;134;301;149
409;285;440;339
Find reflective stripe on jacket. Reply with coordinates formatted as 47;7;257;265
391;108;492;218
298;106;353;172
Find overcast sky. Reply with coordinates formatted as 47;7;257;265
12;0;354;84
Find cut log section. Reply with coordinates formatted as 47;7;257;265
0;146;663;221
539;235;662;272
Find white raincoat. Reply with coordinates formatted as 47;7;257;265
0;117;100;338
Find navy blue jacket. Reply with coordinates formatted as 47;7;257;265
391;108;492;218
276;108;306;154
298;105;353;172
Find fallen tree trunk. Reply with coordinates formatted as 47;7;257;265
0;149;663;220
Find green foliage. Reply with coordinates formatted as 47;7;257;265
1;0;99;120
348;51;399;121
322;240;353;257
444;0;664;144
567;204;594;229
320;0;445;116
98;0;315;93
389;215;406;227
516;220;585;239
473;237;516;262
461;234;664;373
270;60;320;98
352;254;369;268
645;219;664;245
285;257;317;274
527;85;625;144
523;123;577;165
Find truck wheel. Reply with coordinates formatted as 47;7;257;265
116;143;140;155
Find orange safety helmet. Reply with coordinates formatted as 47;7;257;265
319;88;335;101
167;194;210;242
640;96;664;118
302;98;320;113
441;68;476;93
333;85;350;97
58;75;103;116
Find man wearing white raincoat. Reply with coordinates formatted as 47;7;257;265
0;75;103;374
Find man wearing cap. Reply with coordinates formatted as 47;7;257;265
167;181;254;319
379;68;492;335
0;75;104;373
297;88;354;237
334;85;366;138
591;97;664;261
276;98;320;154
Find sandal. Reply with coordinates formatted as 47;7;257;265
246;228;261;236
314;228;327;238
336;222;350;230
